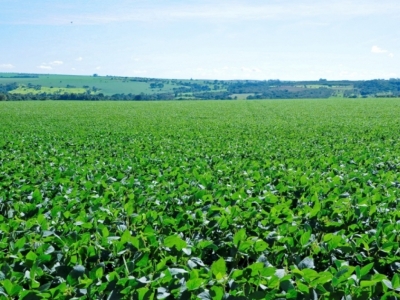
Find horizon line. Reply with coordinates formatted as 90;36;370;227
0;72;399;82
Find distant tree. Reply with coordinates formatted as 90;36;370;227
0;93;7;101
93;74;98;77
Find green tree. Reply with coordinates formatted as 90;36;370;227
0;93;7;101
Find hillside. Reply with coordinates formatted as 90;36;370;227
1;73;400;100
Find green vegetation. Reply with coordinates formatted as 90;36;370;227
9;86;87;95
1;99;400;299
1;73;400;100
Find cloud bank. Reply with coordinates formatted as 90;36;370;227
0;63;15;69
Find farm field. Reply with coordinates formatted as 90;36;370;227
9;87;88;95
1;99;400;299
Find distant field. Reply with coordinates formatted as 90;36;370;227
0;73;213;96
9;86;87;95
1;99;400;299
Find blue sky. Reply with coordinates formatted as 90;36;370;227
0;0;399;80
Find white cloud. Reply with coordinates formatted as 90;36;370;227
71;67;76;70
38;65;52;70
37;61;63;70
50;60;63;66
76;57;83;61
371;45;388;54
0;63;15;69
241;67;262;73
96;66;101;70
389;53;394;58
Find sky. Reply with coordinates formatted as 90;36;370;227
0;0;399;80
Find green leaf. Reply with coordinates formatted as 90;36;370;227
1;279;22;297
33;189;42;202
309;193;321;217
372;273;387;282
260;267;276;277
137;287;150;300
360;280;376;287
26;251;37;261
14;237;26;249
392;274;400;289
360;262;374;277
136;252;149;268
302;269;319;282
286;289;298;299
121;230;132;244
328;235;342;250
2;279;13;296
233;228;247;247
311;272;333;285
300;231;311;247
95;267;104;279
186;278;204;291
210;286;224;300
211;257;227;280
164;235;187;251
239;240;253;252
101;226;109;238
381;242;396;253
355;265;361;279
254;240;268;252
296;281;309;294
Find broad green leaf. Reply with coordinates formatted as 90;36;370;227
121;230;132;244
1;279;22;297
95;267;103;279
137;287;150;300
33;189;43;202
296;281;309;294
210;286;224;300
233;228;247;247
300;231;311;247
309;195;321;218
14;237;26;249
360;262;374;277
26;251;37;261
186;278;204;290
136;253;149;268
360;280;376;287
211;257;227;280
164;235;187;251
254;240;268;252
392;274;400;289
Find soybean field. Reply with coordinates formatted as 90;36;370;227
1;99;400;299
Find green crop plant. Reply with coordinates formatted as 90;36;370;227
0;99;400;299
